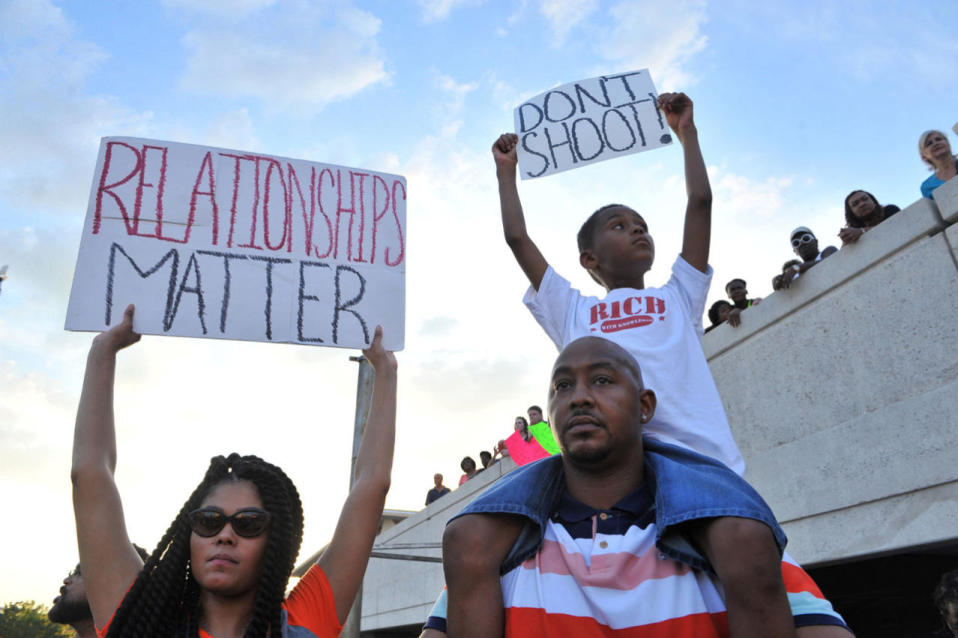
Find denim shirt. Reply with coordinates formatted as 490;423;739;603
452;436;786;575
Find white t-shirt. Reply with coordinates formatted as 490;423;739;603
523;256;745;474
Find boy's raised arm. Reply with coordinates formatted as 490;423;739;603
493;133;549;290
658;93;712;273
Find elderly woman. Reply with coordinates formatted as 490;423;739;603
919;130;958;199
838;190;900;245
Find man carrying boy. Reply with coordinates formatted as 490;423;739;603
443;337;849;636
442;92;850;636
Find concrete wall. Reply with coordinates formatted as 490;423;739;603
353;178;958;631
704;179;958;566
360;458;516;632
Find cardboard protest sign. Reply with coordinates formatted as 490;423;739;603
66;137;406;350
514;69;671;179
503;430;551;466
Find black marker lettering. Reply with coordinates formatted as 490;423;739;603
297;260;331;343
571;117;605;161
520;132;550;178
197;250;249;333
333;265;368;345
249;255;292;340
105;243;179;326
166;251;207;333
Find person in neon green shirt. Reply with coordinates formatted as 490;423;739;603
526;405;560;455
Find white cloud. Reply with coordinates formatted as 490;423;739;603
203;108;260;151
161;0;277;17
178;2;388;112
435;72;479;117
595;0;709;89
0;0;149;213
539;0;598;45
417;0;484;23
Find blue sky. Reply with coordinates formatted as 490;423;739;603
2;0;956;605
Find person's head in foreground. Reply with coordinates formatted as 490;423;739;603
547;337;656;468
708;300;732;327
844;190;889;228
934;569;958;637
577;204;655;290
49;545;150;633
107;454;303;636
790;226;820;261
919;129;954;170
526;406;544;425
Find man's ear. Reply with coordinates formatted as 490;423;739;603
579;250;598;270
639;389;657;424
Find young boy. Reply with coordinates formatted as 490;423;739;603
443;93;849;636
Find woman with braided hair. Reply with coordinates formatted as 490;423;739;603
71;305;398;638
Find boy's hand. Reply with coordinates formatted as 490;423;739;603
657;92;695;139
92;304;141;353
363;325;397;373
492;133;519;172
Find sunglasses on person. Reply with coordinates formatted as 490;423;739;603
791;233;815;248
188;508;272;538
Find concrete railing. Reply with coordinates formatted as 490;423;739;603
359;457;517;631
353;177;958;631
705;177;958;566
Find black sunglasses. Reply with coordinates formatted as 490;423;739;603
188;508;271;538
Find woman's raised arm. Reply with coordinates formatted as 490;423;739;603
319;325;397;624
72;304;145;629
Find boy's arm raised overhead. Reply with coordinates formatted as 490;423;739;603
493;133;549;290
659;93;712;274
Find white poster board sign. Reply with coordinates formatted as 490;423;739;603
514;69;671;179
65;137;406;350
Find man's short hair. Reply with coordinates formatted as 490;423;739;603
527;405;543;414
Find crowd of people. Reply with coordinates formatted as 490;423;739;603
705;124;958;333
426;406;558;506
51;96;957;638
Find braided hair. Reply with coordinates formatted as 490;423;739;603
106;454;304;638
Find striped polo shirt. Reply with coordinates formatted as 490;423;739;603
499;484;848;636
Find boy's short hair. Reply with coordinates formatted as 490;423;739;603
577;203;630;253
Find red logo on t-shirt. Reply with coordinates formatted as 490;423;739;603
589;296;666;333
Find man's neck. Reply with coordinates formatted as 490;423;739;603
732;298;748;309
71;618;97;638
562;452;645;511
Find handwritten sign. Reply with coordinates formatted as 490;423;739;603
514;69;671;179
65;137;406;350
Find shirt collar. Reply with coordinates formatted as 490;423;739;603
555;479;654;523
